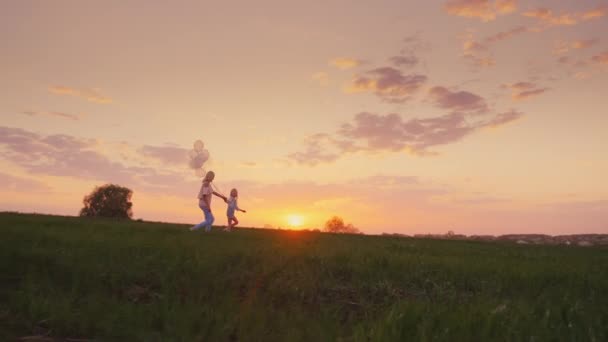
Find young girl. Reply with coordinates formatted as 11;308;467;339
226;188;246;231
190;171;227;232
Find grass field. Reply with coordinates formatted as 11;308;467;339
0;212;606;341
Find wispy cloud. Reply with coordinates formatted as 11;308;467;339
330;57;364;70
554;39;599;55
462;26;529;68
287;133;341;166
523;5;606;27
345;67;427;103
502;82;549;100
21;110;83;121
48;85;112;104
311;72;329;86
444;0;518;22
591;51;608;65
138;145;189;166
389;55;419;68
581;5;608;20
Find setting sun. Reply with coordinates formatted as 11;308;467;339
286;214;304;228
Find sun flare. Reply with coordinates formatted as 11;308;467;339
286;214;304;227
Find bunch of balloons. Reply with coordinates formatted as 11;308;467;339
189;139;210;177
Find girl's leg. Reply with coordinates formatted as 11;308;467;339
226;217;233;230
232;216;239;227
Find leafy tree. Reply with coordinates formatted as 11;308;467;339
79;184;133;219
323;216;360;234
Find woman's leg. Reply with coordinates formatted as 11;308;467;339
191;205;210;230
203;207;214;232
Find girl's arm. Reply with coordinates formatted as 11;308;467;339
236;203;246;213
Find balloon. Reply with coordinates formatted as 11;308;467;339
193;140;204;152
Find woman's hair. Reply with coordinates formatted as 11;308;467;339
230;188;238;197
204;171;215;182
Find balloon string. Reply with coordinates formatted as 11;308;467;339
211;183;227;198
213;182;248;208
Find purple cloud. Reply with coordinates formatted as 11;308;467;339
389;55;419;68
0;126;196;196
289;107;523;165
428;86;490;113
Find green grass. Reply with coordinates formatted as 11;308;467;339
0;212;606;341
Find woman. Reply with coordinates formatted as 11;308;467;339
190;171;227;232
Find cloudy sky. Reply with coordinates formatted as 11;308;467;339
1;0;607;235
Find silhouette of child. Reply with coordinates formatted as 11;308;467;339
225;188;246;231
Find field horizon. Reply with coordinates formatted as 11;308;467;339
1;212;606;341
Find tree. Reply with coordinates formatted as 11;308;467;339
323;216;360;234
79;184;133;219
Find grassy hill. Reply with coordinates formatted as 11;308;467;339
1;212;606;341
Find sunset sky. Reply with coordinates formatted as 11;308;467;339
1;0;607;235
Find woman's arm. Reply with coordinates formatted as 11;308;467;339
212;191;227;202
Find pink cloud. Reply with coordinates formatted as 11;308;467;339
48;85;112;104
444;0;518;22
346;67;427;103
